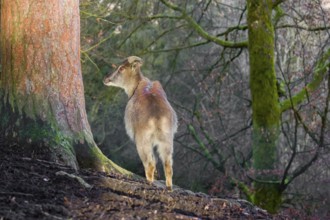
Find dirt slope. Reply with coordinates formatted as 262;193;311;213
0;145;285;220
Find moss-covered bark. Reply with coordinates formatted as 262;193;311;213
252;182;282;213
0;0;131;175
0;97;78;168
247;0;282;213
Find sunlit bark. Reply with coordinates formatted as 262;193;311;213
0;0;130;175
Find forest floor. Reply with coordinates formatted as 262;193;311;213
0;144;288;220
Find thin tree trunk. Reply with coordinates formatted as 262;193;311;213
0;0;130;175
247;0;282;213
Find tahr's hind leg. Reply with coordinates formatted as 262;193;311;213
145;159;156;183
158;141;173;191
135;136;156;184
164;157;173;190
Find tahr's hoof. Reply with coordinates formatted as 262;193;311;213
166;185;173;191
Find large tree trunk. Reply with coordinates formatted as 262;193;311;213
0;0;128;174
247;0;282;213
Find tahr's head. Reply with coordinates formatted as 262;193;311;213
103;56;143;88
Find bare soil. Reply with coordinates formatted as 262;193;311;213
0;144;286;220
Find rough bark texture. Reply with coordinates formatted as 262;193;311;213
247;0;282;213
0;0;128;174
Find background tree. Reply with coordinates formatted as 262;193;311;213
246;0;282;211
0;0;128;174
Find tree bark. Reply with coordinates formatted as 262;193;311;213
247;0;282;213
0;0;130;175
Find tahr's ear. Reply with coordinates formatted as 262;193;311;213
127;56;143;71
127;56;143;65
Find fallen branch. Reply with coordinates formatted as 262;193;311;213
56;171;92;189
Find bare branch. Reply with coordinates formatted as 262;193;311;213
159;0;248;48
81;33;114;53
280;48;330;112
272;0;286;8
276;24;330;32
279;112;299;190
144;40;210;54
285;72;330;186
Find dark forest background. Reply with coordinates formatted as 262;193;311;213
78;0;330;218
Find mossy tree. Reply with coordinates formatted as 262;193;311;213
246;0;281;212
247;0;330;212
160;0;330;213
0;0;129;175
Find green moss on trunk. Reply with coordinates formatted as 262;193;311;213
0;90;133;176
247;0;282;212
253;182;282;214
73;133;133;175
0;94;78;168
